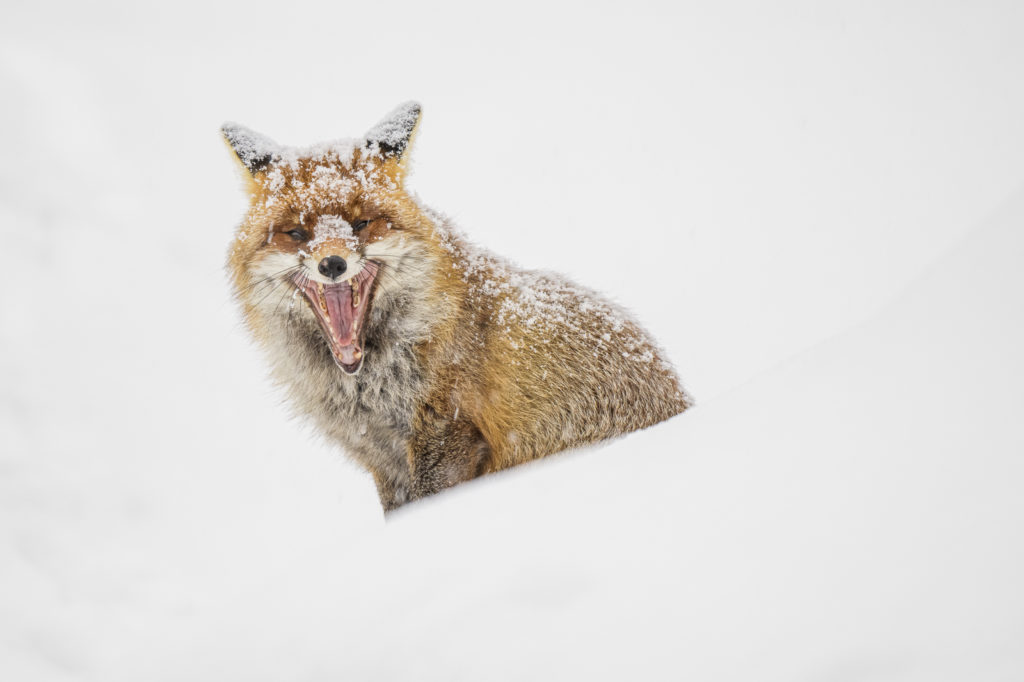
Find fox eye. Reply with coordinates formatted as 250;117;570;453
285;228;308;241
352;220;369;232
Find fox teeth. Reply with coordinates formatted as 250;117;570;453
351;279;360;307
317;282;328;313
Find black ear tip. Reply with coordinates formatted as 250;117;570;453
245;153;274;174
221;122;277;174
220;121;249;144
220;122;237;146
365;102;422;159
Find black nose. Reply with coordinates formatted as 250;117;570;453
318;255;347;279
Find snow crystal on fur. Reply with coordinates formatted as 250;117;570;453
310;215;358;252
365;101;420;156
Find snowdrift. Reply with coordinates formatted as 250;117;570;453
110;191;1024;680
3;3;1024;680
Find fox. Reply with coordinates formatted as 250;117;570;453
222;102;692;511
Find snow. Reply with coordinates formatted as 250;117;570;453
3;1;1024;680
364;101;421;156
220;122;278;172
251;143;394;220
108;193;1024;681
432;208;662;362
308;215;358;252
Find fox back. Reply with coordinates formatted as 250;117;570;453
224;103;691;510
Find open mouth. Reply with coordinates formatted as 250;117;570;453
292;261;380;374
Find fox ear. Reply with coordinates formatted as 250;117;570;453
221;122;278;175
364;102;421;161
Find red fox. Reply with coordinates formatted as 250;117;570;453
223;103;691;510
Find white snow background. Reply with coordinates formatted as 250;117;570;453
2;1;1023;680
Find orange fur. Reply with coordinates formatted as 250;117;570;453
224;104;691;510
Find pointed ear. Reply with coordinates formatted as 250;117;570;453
221;122;278;175
364;102;421;162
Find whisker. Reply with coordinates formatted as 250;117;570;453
250;276;292;309
239;265;302;293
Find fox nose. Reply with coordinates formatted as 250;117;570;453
318;255;347;279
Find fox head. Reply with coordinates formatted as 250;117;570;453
223;102;445;376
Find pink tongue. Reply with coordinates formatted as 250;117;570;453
322;283;356;351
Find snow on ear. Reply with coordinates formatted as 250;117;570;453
221;122;278;175
364;102;421;160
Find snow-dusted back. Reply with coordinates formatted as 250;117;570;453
427;208;668;368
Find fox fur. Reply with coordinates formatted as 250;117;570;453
223;103;691;511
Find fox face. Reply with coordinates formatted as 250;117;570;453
224;103;437;376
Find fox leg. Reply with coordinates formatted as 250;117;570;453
372;470;409;512
408;405;492;502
